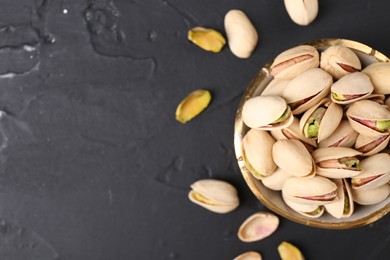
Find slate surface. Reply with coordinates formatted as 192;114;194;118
0;0;389;259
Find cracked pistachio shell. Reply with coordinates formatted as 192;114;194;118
282;176;338;205
354;134;390;156
283;68;332;115
312;147;362;178
270;45;319;79
331;72;373;105
319;120;358;148
273;139;315;177
224;10;258;58
324;179;354;218
234;251;262;260
362;62;390;94
352;184;390;205
284;0;318;26
299;98;343;142
351;153;390;190
242;95;294;130
242;129;277;179
188;27;226;53
175;89;211;124
282;193;324;218
320;45;361;79
237;212;279;242
278;241;305;260
261;78;290;96
189;179;239;214
346;100;390;136
262;167;292;191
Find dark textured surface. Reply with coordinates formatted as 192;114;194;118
0;0;389;259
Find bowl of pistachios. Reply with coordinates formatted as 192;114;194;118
234;38;390;229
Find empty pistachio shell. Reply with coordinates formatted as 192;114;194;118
331;72;373;105
270;45;319;79
238;212;279;242
188;27;226;53
278;241;305;260
176;89;211;124
224;10;258;58
318;120;358;148
352;184;390;205
234;251;262;260
324;179;354;218
320;45;361;79
284;0;318;26
189;179;239;214
282;193;324;218
262;167;292;191
362;62;390;94
354;134;390;156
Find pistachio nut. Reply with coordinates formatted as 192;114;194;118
354;134;390;156
352;184;390;205
188;179;239;214
282;176;338;205
242;95;294;130
331;72;373;105
318;120;359;148
282;193;324;218
346;100;390;136
242;129;277;179
278;241;305;260
351;153;390;190
283;68;333;114
299;98;343;142
234;251;262;260
272;139;316;177
175;89;211;124
320;45;361;79
188;27;226;53
261;78;290;96
324;179;354;218
262;167;292;191
284;0;318;26
270;45;319;79
224;10;258;58
362;62;390;94
312;147;362;178
237;212;279;242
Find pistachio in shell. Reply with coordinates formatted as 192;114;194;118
188;27;226;53
282;68;333;115
261;78;290;96
282;193;324;218
284;0;318;26
354;134;390;156
270;45;319;80
318;120;358;148
324;179;354;218
320;45;361;79
242;95;294;130
278;241;305;260
234;251;262;260
262;167;292;191
176;89;211;124
362;62;390;94
352;184;390;205
242;129;277;179
331;72;373;105
237;212;279;242
188;179;239;214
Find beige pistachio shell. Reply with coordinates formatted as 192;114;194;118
270;45;319;79
362;62;390;94
262;167;292;191
352;184;390;205
320;45;361;79
324;179;354;218
262;78;290;96
237;212;279;242
318;120;358;148
242;129;277;179
234;251;262;260
278;241;305;260
283;68;333;114
355;134;390;156
282;176;337;205
242;95;294;130
273;139;315;177
282;194;324;218
284;0;318;26
331;72;373;105
351;153;390;190
189;179;239;214
299;98;343;142
346;100;390;136
365;93;385;104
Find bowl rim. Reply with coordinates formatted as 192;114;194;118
234;38;390;229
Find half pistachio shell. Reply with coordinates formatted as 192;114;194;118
320;45;361;79
283;68;333;115
270;45;319;79
318;120;358;148
352;184;390;205
262;167;292;191
262;78;290;96
273;139;316;177
354;134;390;156
312;147;362;178
242;95;294;130
331;72;373;105
242;129;277;179
324;179;354;218
278;241;305;260
188;179;239;214
284;0;318;26
282;193;324;218
176;89;211;124
234;251;262;260
188;27;226;53
237;212;279;242
362;62;390;94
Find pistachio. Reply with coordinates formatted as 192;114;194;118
224;10;258;58
261;78;290;96
318;120;359;148
278;241;305;260
320;45;361;79
188;179;239;214
362;62;390;94
351;184;390;205
175;89;211;124
188;27;226;53
234;251;262;260
324;179;354;218
237;212;279;242
331;72;373;105
283;193;324;218
284;0;318;26
354;134;390;156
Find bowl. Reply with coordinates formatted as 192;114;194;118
234;38;390;229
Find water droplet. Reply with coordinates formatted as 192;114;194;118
63;9;68;14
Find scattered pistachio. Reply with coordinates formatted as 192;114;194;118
237;212;279;242
278;241;305;260
234;251;262;260
175;89;212;124
188;27;226;53
284;0;318;26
